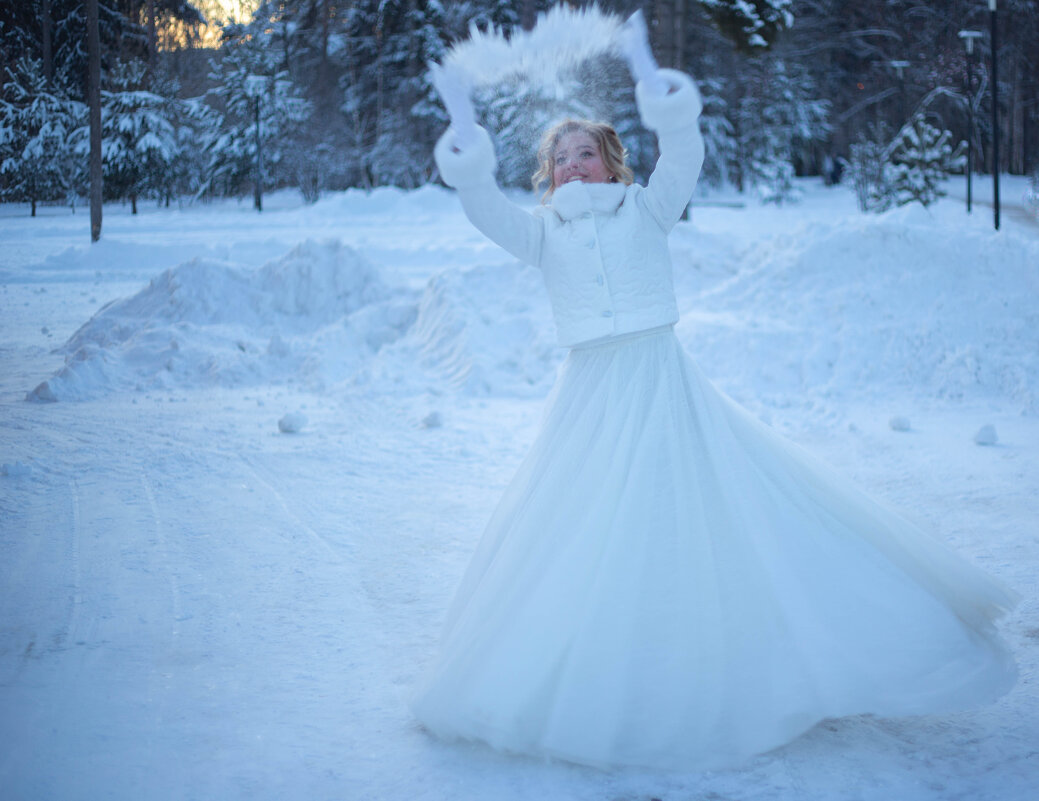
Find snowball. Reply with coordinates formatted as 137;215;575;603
1;461;31;478
973;424;998;446
421;411;443;429
888;416;911;432
278;412;308;434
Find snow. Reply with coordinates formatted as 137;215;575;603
443;5;621;87
1;176;1037;801
974;424;999;447
889;415;912;432
278;411;308;434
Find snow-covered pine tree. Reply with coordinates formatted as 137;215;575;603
735;57;829;204
348;0;449;188
457;0;522;33
696;0;794;53
695;76;737;191
846;128;895;213
261;0;360;197
205;14;311;199
0;54;85;215
1026;167;1039;222
339;0;380;189
888;113;965;207
87;59;177;214
166;94;221;203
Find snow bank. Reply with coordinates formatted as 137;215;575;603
28;240;413;401
358;261;560;397
24;184;1038;414
683;204;1039;413
315;183;458;220
27;237;559;402
2;235;295;284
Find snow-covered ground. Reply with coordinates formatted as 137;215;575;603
1;176;1037;801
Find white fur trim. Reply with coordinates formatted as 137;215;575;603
434;125;497;189
550;181;627;221
635;69;702;133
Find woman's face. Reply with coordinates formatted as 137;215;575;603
552;131;612;188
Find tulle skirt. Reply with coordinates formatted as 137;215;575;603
411;326;1017;771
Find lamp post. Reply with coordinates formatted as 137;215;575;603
988;0;1000;230
244;75;266;212
958;30;982;213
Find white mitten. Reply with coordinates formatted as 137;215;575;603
636;69;703;133
429;62;478;150
434;125;497;189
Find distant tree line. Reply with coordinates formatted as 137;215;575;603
1;0;1037;213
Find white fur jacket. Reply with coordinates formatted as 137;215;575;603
434;69;704;347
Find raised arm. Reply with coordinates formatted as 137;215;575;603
434;126;544;267
635;69;705;232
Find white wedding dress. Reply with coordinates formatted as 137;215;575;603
411;324;1017;771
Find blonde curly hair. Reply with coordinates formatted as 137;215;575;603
531;119;634;201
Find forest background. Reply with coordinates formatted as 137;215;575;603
1;0;1037;215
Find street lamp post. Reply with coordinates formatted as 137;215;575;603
959;30;983;213
244;75;266;213
988;0;1000;230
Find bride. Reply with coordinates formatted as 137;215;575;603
410;65;1017;771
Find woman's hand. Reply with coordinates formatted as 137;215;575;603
429;62;478;151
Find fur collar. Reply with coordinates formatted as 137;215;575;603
549;181;628;221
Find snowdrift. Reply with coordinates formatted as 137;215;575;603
27;240;411;400
27;240;559;402
359;261;559;397
26;194;1039;415
684;204;1039;414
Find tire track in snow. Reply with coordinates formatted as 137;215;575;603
59;477;104;665
59;477;84;653
235;451;413;716
138;469;191;775
140;473;184;636
237;453;343;564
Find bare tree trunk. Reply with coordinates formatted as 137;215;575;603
674;0;685;72
148;0;158;61
282;18;292;73
375;21;384;139
654;0;674;70
87;0;103;242
42;0;54;85
1011;55;1024;174
521;0;536;32
321;0;330;64
1024;102;1032;176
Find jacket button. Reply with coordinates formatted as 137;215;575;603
602;310;613;318
584;239;596;248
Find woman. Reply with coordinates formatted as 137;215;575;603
411;68;1017;771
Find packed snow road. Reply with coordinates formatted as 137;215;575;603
1;181;1037;800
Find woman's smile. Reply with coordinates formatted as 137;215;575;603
553;131;612;188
